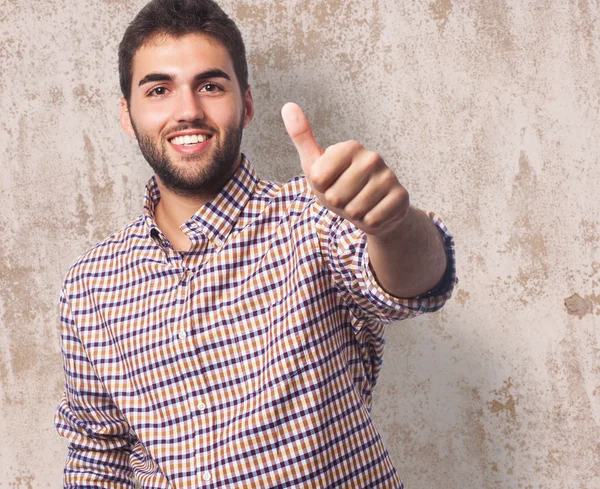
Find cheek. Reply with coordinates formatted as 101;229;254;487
131;103;171;135
210;99;244;127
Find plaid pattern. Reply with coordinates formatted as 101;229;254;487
55;157;456;488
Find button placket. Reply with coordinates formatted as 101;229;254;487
191;387;215;487
177;233;215;486
174;265;194;345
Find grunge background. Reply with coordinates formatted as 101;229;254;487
0;0;599;487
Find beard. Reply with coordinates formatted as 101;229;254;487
131;114;245;198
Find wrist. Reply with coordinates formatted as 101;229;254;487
368;205;417;243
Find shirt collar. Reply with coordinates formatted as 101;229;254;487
143;155;259;247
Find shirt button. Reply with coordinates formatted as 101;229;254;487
202;471;212;481
197;401;207;412
185;270;194;279
214;237;223;247
178;331;187;340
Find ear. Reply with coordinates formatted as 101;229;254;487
242;87;254;128
120;98;137;139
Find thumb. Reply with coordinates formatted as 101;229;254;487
281;102;324;175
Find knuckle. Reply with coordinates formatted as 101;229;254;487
347;140;364;153
345;206;363;220
324;189;344;208
382;168;398;185
387;185;403;202
363;213;382;229
324;143;342;156
365;151;383;169
394;186;410;208
309;166;327;190
387;193;409;219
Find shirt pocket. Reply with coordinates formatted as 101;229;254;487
252;314;330;399
257;334;312;395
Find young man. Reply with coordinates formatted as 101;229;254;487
55;0;456;487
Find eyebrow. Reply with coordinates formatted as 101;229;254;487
138;69;232;87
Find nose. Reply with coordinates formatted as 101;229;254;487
173;87;204;122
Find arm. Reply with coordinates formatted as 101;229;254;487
282;103;450;299
367;206;447;298
55;290;135;489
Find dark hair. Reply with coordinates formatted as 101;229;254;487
118;0;249;102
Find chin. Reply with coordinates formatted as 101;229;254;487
161;163;233;196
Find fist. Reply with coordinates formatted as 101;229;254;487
281;102;410;238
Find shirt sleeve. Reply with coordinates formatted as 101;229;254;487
54;288;136;489
313;204;457;325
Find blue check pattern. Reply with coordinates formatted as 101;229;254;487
55;157;456;488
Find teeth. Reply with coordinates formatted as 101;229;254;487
170;134;209;145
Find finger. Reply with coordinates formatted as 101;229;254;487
319;144;379;208
281;102;324;175
341;178;391;221
361;186;410;231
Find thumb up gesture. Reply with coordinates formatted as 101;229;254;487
281;103;410;239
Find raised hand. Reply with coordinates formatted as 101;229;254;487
281;102;410;239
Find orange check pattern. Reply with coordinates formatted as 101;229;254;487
55;157;456;488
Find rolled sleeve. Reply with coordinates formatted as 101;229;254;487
315;204;457;324
363;209;457;313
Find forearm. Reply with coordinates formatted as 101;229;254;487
55;391;135;488
367;206;448;298
64;447;134;488
56;292;135;488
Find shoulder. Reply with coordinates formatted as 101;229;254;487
254;174;312;202
62;216;148;291
240;173;317;219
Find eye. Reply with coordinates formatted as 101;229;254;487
149;86;168;97
200;83;221;93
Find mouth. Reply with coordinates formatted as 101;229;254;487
168;133;212;146
167;131;213;155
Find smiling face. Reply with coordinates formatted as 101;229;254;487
120;33;254;198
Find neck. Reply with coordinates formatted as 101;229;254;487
154;155;242;251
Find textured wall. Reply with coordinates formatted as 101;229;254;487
1;0;599;487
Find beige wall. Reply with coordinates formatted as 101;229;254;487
1;0;599;487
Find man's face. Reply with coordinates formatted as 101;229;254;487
120;33;254;197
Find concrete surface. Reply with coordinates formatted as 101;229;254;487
0;0;599;487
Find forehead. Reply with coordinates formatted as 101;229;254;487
132;33;236;82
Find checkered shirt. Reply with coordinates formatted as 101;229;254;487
55;157;456;488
